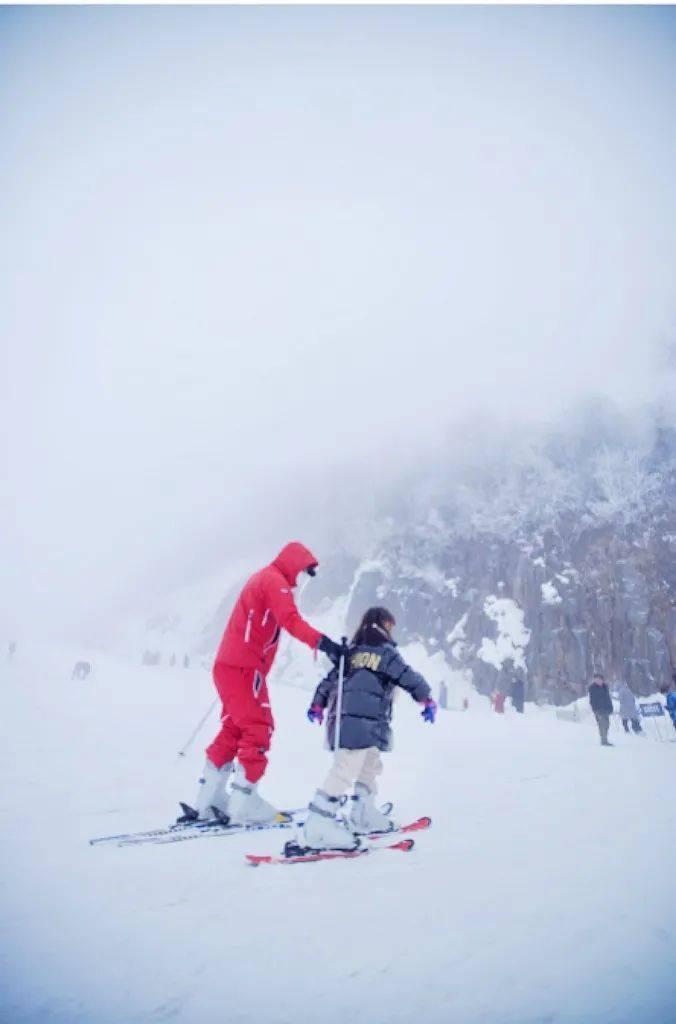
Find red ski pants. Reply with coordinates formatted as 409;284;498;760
206;664;274;783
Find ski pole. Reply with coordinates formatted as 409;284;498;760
333;636;348;753
177;699;218;758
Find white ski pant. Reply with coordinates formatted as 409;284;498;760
322;747;383;797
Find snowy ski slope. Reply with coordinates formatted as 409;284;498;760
1;647;674;1023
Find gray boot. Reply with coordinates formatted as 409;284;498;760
227;763;279;825
195;759;233;820
303;790;359;851
349;781;394;833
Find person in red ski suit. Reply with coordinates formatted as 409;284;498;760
180;542;342;825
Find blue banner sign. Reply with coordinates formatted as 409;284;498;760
639;702;665;718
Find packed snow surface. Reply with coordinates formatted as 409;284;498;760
1;648;675;1024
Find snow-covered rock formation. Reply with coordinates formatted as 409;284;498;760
133;414;676;706
294;418;676;704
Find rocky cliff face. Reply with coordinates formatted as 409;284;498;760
165;417;676;705
302;422;676;704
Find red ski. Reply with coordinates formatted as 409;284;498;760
365;815;431;839
247;837;415;866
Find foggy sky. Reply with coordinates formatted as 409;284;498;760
2;6;675;643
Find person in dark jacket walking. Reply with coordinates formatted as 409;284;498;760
589;673;614;746
502;661;525;714
511;677;525;713
303;607;436;850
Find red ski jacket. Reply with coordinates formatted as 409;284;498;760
214;542;323;675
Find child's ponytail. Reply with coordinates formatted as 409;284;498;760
351;607;396;647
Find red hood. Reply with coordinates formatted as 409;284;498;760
272;542;318;587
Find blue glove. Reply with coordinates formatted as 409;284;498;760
421;698;437;724
307;704;324;725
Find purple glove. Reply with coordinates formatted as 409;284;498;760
421;698;437;724
307;704;324;725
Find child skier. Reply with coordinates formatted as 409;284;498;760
303;606;437;851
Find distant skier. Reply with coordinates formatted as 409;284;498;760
303;606;436;850
71;661;91;680
589;673;614;746
7;641;16;662
616;681;643;735
181;542;342;825
666;675;676;733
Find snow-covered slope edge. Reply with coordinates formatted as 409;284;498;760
1;651;674;1024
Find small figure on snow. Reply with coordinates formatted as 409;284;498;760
303;606;436;851
7;641;16;662
508;667;525;714
589;672;614;746
181;542;342;825
616;680;643;735
492;690;506;714
71;661;91;680
665;675;676;733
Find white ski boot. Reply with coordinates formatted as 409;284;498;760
303;790;360;851
227;763;279;825
194;758;233;820
175;759;232;824
349;781;394;834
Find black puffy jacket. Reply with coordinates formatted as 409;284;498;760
311;641;431;752
588;682;613;714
